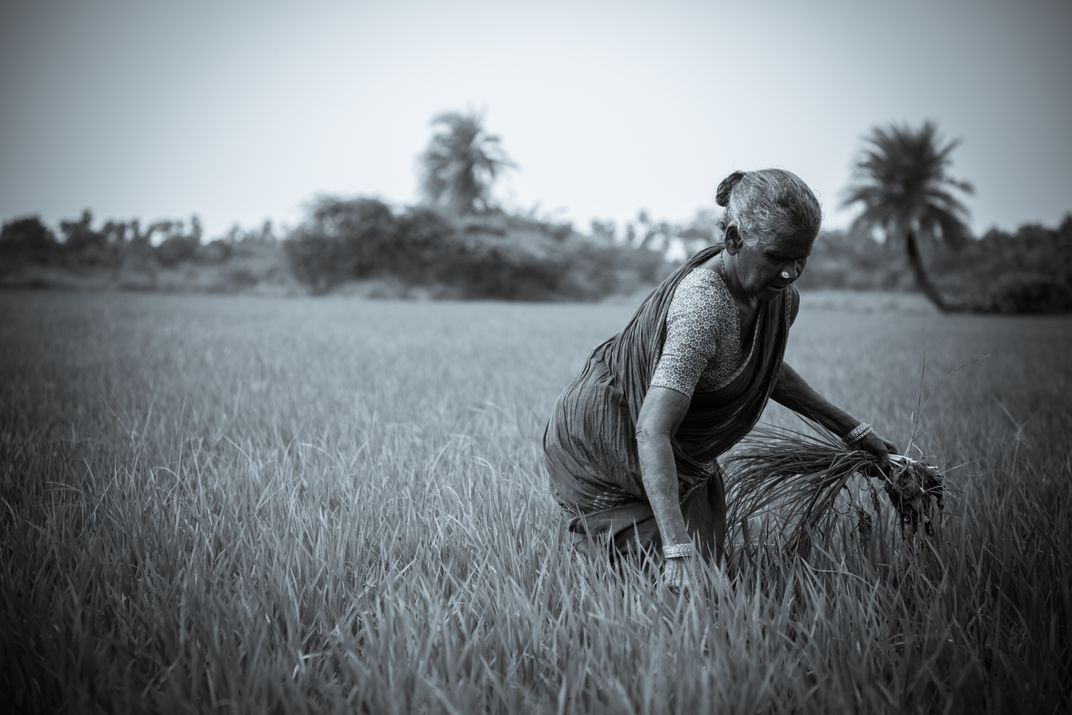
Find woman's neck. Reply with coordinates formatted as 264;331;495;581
718;252;758;310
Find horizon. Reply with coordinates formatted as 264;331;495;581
2;0;1070;240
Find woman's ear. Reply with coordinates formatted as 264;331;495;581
724;225;743;255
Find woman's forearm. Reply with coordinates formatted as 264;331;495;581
771;362;858;436
635;429;690;547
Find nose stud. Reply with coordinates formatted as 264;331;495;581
780;271;791;279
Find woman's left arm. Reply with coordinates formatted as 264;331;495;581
771;361;898;473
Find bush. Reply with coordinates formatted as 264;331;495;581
284;197;407;290
311;197;401;278
281;197;676;300
393;208;457;283
199;240;233;264
155;235;200;267
442;234;570;300
283;229;354;292
0;216;58;266
980;272;1072;314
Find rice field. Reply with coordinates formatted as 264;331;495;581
1;289;1070;714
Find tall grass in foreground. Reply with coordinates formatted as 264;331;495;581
1;292;1070;713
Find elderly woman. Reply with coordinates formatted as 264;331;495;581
543;169;896;592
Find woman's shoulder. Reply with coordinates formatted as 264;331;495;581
666;268;736;335
670;268;735;314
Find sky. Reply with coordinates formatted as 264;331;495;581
2;0;1070;239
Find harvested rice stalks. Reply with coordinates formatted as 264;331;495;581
884;453;944;536
723;424;944;557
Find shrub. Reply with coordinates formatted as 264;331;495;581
310;197;401;278
155;235;200;267
982;272;1072;314
283;229;354;292
283;199;669;300
284;197;407;290
199;240;233;264
393;207;457;283
435;230;569;300
0;216;58;266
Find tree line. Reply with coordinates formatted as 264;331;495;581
1;113;1069;311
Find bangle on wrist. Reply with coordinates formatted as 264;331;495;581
844;422;875;446
662;542;695;560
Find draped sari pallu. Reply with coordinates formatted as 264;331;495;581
543;245;798;559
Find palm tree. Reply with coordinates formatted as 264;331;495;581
419;111;516;215
842;121;974;312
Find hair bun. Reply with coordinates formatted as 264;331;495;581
715;170;747;207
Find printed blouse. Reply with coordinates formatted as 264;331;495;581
649;268;757;398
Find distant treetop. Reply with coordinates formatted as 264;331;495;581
419;110;516;215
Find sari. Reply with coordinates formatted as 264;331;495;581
542;245;798;559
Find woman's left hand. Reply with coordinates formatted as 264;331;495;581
857;432;899;476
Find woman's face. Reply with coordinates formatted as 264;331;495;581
728;226;816;300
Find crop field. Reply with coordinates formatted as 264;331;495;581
2;290;1070;714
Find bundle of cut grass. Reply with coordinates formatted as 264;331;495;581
723;424;944;557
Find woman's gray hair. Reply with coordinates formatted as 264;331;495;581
715;169;822;245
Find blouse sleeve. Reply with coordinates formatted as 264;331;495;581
649;272;722;399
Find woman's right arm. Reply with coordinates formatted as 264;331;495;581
637;270;719;591
635;385;692;550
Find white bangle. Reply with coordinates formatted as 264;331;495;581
844;422;875;446
662;543;695;559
